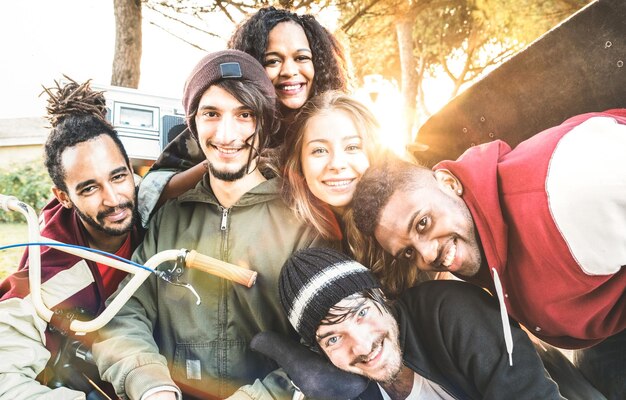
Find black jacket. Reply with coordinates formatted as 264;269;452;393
360;280;563;400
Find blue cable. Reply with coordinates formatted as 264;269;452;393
0;242;151;272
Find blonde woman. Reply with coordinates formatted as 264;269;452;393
281;91;429;295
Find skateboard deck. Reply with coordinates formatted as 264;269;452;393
413;0;626;166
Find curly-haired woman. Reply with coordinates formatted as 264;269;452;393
137;7;349;225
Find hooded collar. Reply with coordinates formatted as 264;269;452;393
435;140;515;366
435;140;511;280
178;174;281;208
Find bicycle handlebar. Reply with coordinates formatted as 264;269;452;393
1;194;257;334
186;250;257;288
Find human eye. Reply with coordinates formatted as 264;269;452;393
311;147;328;155
325;335;340;347
264;58;280;67
346;143;363;152
357;306;369;318
79;186;97;196
239;111;255;119
112;172;128;182
296;54;312;62
402;247;415;260
416;216;429;232
201;110;219;119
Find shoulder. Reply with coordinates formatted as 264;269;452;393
38;198;80;241
397;280;497;321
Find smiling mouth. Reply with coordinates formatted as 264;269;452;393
361;343;382;364
323;179;355;188
99;203;133;223
277;83;306;93
441;239;457;268
209;143;244;155
352;336;385;367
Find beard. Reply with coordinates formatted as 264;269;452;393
74;200;136;237
350;319;403;384
208;162;248;182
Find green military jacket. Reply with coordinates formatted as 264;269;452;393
94;176;325;399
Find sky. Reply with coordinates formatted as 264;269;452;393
0;0;450;153
0;0;231;119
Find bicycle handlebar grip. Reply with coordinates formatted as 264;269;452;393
0;194;19;212
185;250;257;288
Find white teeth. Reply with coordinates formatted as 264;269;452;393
324;179;352;187
442;242;456;267
364;345;382;363
215;146;240;154
281;84;301;91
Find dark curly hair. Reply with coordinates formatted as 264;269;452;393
228;7;349;98
42;76;130;192
352;156;433;236
352;157;438;296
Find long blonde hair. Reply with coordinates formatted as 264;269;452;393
281;91;381;240
281;91;434;296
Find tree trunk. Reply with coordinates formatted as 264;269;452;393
111;0;142;88
395;18;418;144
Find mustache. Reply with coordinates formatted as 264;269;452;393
205;139;253;148
350;334;385;366
96;201;134;220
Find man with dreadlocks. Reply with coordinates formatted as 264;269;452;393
92;50;325;400
0;77;143;399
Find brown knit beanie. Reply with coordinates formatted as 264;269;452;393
182;49;275;135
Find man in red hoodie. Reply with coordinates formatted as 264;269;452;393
0;78;143;399
352;109;626;400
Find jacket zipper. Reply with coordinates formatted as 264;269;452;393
220;207;229;231
218;205;230;390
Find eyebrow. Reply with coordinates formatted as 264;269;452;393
197;105;251;112
74;166;129;192
264;48;312;57
316;330;337;342
75;179;96;192
306;135;362;145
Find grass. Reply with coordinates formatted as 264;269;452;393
0;222;28;280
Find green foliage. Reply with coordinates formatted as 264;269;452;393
0;223;28;279
0;161;52;223
337;0;589;81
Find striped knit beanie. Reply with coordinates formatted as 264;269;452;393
279;247;380;345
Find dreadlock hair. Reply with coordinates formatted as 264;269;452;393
228;7;349;99
42;76;130;193
281;91;382;240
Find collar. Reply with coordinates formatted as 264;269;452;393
178;175;282;207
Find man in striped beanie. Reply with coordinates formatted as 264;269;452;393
278;248;575;399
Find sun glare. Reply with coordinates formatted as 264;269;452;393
354;75;408;156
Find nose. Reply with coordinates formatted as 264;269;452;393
414;239;438;269
349;329;375;357
328;150;348;171
101;183;121;208
214;116;236;144
280;57;299;78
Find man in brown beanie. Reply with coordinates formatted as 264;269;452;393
93;50;326;400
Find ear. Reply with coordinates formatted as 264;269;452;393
434;169;464;196
52;187;73;209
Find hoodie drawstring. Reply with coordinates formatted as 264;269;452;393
492;268;514;366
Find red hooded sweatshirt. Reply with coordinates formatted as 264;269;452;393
437;109;626;349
